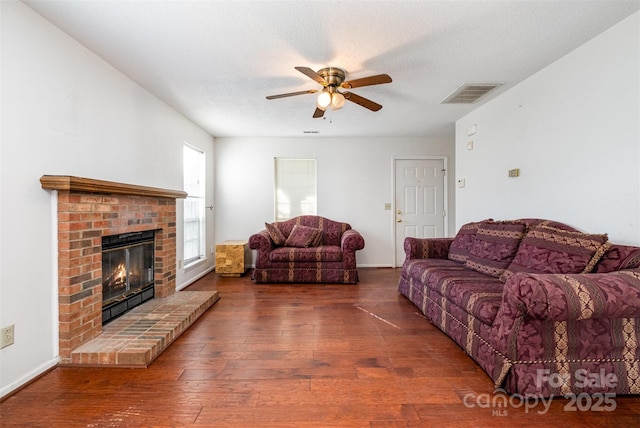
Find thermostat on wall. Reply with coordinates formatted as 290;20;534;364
466;124;477;136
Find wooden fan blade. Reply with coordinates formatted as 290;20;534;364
266;89;318;100
342;74;392;89
295;66;328;86
343;92;383;111
313;107;325;118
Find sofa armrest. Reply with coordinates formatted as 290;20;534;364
248;230;273;252
404;237;453;260
502;269;640;321
341;229;365;252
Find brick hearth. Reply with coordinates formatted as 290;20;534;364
69;290;219;366
41;175;218;365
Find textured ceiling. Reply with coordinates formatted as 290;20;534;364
24;0;640;138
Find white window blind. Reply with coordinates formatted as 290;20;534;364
183;144;205;265
274;158;317;221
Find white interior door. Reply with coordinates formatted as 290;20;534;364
394;158;446;266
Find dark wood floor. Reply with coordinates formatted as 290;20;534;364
1;268;638;427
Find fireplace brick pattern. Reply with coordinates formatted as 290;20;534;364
55;191;178;363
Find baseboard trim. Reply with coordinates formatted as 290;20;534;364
176;265;216;291
0;357;59;401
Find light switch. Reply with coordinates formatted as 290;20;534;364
508;168;520;177
384;203;391;210
467;140;474;150
457;178;466;188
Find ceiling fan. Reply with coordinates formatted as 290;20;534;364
266;66;392;118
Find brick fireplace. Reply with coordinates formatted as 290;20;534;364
41;175;188;364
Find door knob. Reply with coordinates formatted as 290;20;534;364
397;218;402;223
396;210;402;214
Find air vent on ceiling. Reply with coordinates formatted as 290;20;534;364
441;82;504;104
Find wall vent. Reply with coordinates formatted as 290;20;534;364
441;82;503;104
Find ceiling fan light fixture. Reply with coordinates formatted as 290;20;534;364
317;90;332;110
330;92;345;110
267;66;392;117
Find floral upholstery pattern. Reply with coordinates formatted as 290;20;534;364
269;246;343;262
403;258;504;325
595;244;640;273
500;224;609;282
249;215;364;283
398;218;640;397
284;224;323;247
405;237;453;260
265;222;286;246
448;221;483;263
465;222;526;278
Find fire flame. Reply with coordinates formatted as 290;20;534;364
115;263;126;285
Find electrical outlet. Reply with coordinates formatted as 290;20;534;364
1;325;15;349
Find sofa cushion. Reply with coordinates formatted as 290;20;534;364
594;244;640;273
448;221;483;263
403;258;504;325
404;258;465;282
275;216;349;246
465;222;526;278
284;224;323;247
269;245;343;262
441;280;504;326
500;225;609;281
265;222;286;246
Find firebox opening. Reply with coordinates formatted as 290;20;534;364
102;230;156;325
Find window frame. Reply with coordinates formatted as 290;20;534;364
274;157;317;221
183;144;206;267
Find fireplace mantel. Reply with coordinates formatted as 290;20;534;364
40;175;187;199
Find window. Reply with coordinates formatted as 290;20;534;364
183;144;205;266
274;158;317;221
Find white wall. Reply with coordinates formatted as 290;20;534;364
0;2;214;397
214;137;455;266
455;12;640;245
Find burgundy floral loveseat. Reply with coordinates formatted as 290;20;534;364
398;218;640;397
249;215;365;283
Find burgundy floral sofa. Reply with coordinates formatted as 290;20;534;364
398;218;640;397
249;215;365;283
